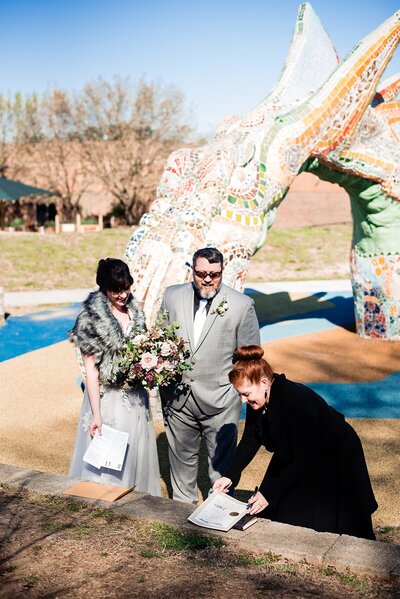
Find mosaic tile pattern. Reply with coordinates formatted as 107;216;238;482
125;3;400;338
351;250;400;339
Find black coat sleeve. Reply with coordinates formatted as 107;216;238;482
223;405;263;487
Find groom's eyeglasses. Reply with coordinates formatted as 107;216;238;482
193;269;222;280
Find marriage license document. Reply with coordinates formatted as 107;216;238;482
188;491;249;531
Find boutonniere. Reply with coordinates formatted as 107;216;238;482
212;297;229;316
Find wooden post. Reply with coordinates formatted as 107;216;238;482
76;213;81;233
98;214;103;231
55;214;60;233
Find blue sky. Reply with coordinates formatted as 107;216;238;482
1;0;400;135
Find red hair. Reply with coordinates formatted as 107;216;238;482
229;345;273;386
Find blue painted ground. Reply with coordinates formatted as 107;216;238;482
239;371;400;420
245;288;399;419
0;290;351;362
244;288;355;342
0;304;80;362
308;371;400;418
1;290;399;418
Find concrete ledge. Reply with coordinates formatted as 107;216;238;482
226;519;339;565
114;493;194;527
1;468;83;494
1;463;399;584
323;535;400;581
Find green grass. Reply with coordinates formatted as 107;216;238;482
29;493;87;512
18;575;39;588
39;516;72;534
124;522;225;560
0;227;134;291
25;493;127;542
70;524;96;539
149;522;225;552
0;224;352;292
141;548;159;559
319;566;367;591
258;225;351;264
231;551;281;567
248;224;352;281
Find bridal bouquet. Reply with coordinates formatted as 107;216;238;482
109;312;192;390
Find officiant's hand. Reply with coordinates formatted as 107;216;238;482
213;477;232;493
247;490;268;515
89;416;102;437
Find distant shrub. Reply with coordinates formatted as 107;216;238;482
7;218;24;227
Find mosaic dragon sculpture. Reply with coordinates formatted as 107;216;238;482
125;3;400;340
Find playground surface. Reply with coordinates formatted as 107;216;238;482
1;280;399;531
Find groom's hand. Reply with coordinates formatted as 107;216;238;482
213;477;232;493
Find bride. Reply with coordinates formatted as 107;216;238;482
69;258;161;495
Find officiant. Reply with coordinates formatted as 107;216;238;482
213;345;378;540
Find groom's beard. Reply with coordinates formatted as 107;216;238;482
194;281;222;300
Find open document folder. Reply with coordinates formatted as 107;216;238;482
83;424;129;471
188;491;250;531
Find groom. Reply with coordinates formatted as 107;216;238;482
159;247;260;503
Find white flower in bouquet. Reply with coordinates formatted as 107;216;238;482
132;334;147;346
141;352;158;370
161;360;175;371
160;341;173;356
154;359;172;373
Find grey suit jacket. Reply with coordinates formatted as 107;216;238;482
159;282;260;415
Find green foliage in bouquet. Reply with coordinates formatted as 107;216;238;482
109;311;192;390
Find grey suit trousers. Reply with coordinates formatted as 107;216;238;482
164;394;242;503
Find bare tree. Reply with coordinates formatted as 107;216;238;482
0;92;39;179
75;77;193;224
27;89;90;220
0;93;47;226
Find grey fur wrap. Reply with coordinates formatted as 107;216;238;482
69;290;146;383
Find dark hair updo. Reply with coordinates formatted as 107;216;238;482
96;258;133;294
229;345;274;386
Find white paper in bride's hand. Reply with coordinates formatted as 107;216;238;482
83;432;112;470
83;424;129;471
188;491;249;531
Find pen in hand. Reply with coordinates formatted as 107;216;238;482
246;485;259;509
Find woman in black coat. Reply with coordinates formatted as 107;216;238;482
213;345;378;540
